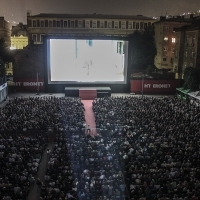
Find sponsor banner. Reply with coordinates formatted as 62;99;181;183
13;79;44;91
130;80;181;94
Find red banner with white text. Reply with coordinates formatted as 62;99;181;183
130;79;181;94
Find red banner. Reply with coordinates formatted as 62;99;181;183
130;79;181;94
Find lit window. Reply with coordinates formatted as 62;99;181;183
114;21;119;29
172;38;176;43
164;37;168;41
85;20;90;28
92;21;97;28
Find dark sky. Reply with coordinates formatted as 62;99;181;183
1;0;200;25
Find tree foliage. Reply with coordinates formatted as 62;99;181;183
183;67;200;90
0;38;13;77
129;29;157;73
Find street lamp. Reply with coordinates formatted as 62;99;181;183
36;71;40;95
141;72;144;97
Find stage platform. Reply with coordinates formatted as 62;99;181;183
65;87;111;99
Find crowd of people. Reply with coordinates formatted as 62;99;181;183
41;130;127;200
0;132;47;199
1;94;200;200
93;96;200;199
0;96;85;132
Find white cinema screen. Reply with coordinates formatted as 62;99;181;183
47;38;128;84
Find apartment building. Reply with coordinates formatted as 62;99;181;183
173;17;200;78
26;12;155;44
0;16;11;47
154;16;192;71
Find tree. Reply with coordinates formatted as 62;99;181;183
0;38;13;77
129;28;157;73
183;67;200;90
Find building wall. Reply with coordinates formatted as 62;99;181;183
26;14;155;44
0;17;11;47
11;35;28;49
173;20;200;78
154;18;191;70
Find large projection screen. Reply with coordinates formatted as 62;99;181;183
47;38;129;84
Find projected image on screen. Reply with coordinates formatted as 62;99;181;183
48;39;128;83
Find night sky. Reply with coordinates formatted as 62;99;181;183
1;0;200;25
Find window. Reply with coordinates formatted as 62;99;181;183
171;48;175;53
114;21;119;29
92;21;97;28
49;21;52;27
85;20;90;28
128;21;132;29
32;34;37;42
164;47;168;51
185;50;188;57
32;20;36;27
175;50;178;58
40;34;44;42
192;37;195;46
78;20;83;28
172;38;176;43
121;21;126;29
144;23;148;29
107;21;112;28
192;49;195;58
163;58;167;62
71;20;75;28
56;21;60;27
136;22;139;30
100;21;104;28
63;21;68;27
165;26;169;30
164;37;168;41
40;21;44;27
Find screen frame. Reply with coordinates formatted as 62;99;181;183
45;35;129;85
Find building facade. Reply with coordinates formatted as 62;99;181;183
26;12;156;44
0;17;11;47
173;17;200;78
154;16;192;71
11;23;28;49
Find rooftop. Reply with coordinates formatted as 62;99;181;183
28;13;155;20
